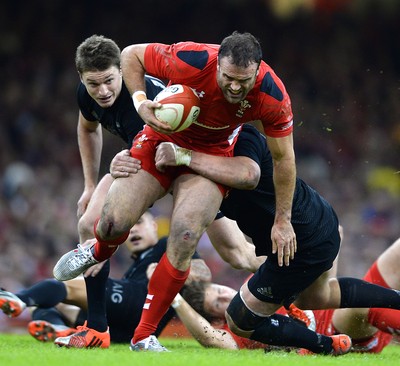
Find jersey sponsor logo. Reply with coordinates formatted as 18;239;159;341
193;89;205;99
271;318;279;327
191;88;231;130
111;282;124;303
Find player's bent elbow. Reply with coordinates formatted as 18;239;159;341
121;44;143;64
231;157;260;190
241;165;260;190
120;45;132;59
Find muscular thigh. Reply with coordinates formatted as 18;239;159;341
171;174;223;228
100;169;165;233
166;174;223;267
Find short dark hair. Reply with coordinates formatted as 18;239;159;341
75;35;120;74
218;31;262;68
181;282;218;323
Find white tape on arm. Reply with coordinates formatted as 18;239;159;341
132;91;147;112
175;146;192;166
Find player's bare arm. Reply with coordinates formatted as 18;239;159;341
207;217;265;272
266;134;297;267
155;142;260;189
120;44;172;134
171;293;239;349
77;112;103;217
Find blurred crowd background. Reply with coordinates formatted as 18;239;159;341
1;0;399;298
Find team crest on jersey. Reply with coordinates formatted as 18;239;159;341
236;100;251;118
133;134;148;149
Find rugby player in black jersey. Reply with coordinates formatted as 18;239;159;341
147;123;400;355
0;211;210;347
73;34;165;243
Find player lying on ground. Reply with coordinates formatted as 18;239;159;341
174;236;400;353
59;123;400;355
137;123;400;354
0;211;211;346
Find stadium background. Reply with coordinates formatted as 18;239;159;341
0;0;399;332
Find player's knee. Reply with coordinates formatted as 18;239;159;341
226;293;265;336
95;216;131;241
77;214;94;239
171;222;203;247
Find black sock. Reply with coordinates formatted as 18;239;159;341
84;260;110;332
16;279;67;307
32;307;66;326
250;314;334;354
339;277;400;309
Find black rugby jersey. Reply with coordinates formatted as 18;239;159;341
218;124;338;257
77;75;165;145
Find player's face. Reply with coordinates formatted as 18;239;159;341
124;213;158;257
81;66;122;108
203;283;237;318
216;57;259;104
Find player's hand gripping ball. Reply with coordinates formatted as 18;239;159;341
154;84;200;132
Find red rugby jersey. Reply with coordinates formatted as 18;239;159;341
144;42;293;154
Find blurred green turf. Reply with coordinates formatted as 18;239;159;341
0;334;399;366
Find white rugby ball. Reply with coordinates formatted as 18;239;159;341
154;84;200;132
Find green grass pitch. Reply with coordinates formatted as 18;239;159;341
0;334;399;366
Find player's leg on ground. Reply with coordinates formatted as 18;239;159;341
227;288;351;355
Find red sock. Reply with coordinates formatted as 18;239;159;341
363;261;400;334
368;307;400;334
93;218;129;262
132;253;189;343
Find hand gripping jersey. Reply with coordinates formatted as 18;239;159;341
143;42;293;153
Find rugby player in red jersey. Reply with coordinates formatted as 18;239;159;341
53;31;296;351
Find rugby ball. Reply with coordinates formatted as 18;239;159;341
154;84;200;132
